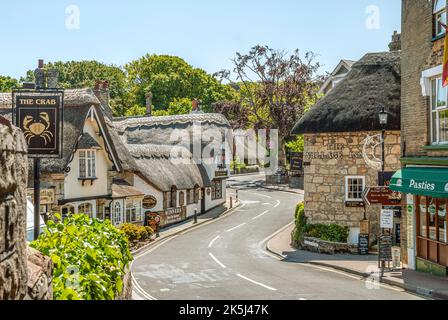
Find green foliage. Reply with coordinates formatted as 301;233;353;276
0;75;19;92
292;203;307;245
125;54;236;112
124;104;146;117
120;223;153;242
30;214;132;300
305;223;350;243
21;60;128;116
285;135;304;153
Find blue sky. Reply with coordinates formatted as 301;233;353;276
0;0;401;79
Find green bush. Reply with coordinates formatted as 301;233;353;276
292;203;306;245
305;223;350;243
30;214;133;300
120;223;152;242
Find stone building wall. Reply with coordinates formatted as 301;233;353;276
0;118;29;299
0;117;53;300
303;131;401;242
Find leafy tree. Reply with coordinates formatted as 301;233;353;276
0;75;19;92
22;61;128;116
125;54;236;112
216;45;322;166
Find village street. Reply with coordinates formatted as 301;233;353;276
131;174;423;300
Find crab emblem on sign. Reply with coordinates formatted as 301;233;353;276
22;112;54;145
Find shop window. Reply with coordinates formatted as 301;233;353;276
211;180;223;200
439;199;447;243
430;77;448;144
194;185;200;203
187;189;195;205
78;203;93;218
345;176;365;202
169;186;177;208
419;196;428;237
126;199;143;223
434;0;447;37
417;196;448;243
179;191;185;207
79;150;96;178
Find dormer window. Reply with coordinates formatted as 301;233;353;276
79;150;96;179
434;0;447;37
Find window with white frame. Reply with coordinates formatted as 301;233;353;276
79;150;96;178
125;199;143;223
113;202;122;226
345;176;365;202
430;77;448;144
434;0;447;37
211;180;223;200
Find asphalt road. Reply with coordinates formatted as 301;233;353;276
131;174;423;300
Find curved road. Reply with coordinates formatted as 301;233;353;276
131;174;422;300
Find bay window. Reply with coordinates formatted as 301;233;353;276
430;77;448;144
79;150;96;178
434;0;447;37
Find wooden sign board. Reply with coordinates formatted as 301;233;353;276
360;219;370;235
142;195;157;209
13;90;64;158
363;186;402;206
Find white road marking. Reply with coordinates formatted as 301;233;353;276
263;202;270;205
226;223;246;232
237;274;277;291
208;235;221;248
209;252;227;269
252;210;269;220
131;272;157;300
299;298;307;300
274;200;281;208
160;288;170;292
134;235;179;259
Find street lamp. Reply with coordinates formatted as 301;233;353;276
378;106;388;175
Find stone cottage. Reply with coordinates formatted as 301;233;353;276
292;49;402;245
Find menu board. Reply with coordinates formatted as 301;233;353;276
358;234;369;255
379;235;393;262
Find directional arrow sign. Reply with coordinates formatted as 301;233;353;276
363;186;402;206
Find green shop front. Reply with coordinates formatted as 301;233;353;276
390;166;448;276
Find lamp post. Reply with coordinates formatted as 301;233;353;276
379;105;388;179
378;105;388;276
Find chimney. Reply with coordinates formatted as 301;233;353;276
388;31;401;52
34;59;46;89
191;98;201;113
145;91;153;116
93;80;113;118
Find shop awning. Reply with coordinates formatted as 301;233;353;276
389;167;448;198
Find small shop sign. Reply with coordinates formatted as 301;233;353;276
13;90;63;158
26;188;55;205
215;169;229;179
142;195;157;209
379;235;393;262
380;209;394;229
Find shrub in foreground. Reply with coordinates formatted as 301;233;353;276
30;214;133;300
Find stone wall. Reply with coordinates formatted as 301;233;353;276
303;131;401;241
0;118;29;299
0;117;53;300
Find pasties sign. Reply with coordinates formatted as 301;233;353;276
408;179;436;191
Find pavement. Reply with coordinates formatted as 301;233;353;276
267;223;448;300
130;174;423;300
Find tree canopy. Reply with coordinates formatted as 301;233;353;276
124;54;236;112
0;76;19;92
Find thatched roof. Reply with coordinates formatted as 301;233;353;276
126;144;205;191
78;132;102;150
0;89;122;174
112;179;144;198
292;51;401;135
112;113;232;149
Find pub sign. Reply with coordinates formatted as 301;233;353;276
13;91;63;158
